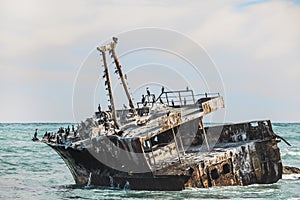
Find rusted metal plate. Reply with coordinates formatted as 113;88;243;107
202;96;224;114
183;140;282;188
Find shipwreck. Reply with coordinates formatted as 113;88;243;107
36;38;284;191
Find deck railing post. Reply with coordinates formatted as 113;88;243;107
199;117;210;151
171;127;182;163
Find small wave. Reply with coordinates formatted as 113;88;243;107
52;184;95;190
282;174;300;180
66;195;91;199
52;184;125;193
281;149;300;158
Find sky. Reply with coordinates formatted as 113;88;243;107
0;0;299;123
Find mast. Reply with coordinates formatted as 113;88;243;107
97;44;120;128
110;38;137;116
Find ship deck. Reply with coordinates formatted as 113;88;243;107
120;104;203;139
151;141;252;173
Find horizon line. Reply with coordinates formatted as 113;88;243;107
0;121;299;124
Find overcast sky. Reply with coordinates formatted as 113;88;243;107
0;0;299;123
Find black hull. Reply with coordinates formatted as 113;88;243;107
50;145;189;190
46;120;283;190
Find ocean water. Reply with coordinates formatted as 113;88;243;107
0;123;299;200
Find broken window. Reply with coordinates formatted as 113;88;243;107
222;163;230;174
210;168;219;180
143;130;175;152
143;140;151;152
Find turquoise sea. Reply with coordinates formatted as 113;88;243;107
0;123;299;200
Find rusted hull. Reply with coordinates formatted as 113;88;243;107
47;120;283;191
184;140;282;188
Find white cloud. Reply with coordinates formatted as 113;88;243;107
185;1;300;122
0;0;191;59
192;1;300;57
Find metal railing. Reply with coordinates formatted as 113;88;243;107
136;90;220;108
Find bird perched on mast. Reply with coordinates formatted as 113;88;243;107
112;37;118;43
